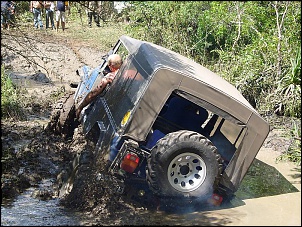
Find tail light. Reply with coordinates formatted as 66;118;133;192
208;193;223;206
120;152;139;173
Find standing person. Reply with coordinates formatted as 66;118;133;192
44;1;55;29
75;54;123;119
8;1;15;29
1;1;15;30
55;1;68;32
87;1;101;28
1;1;9;30
30;1;44;29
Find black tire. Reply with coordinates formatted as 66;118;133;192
147;130;223;202
45;92;78;138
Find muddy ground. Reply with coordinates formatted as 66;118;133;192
1;29;300;225
1;28;168;225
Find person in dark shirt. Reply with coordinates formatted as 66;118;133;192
87;1;101;27
55;1;68;31
1;1;14;30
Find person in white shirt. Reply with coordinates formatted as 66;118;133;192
44;1;55;29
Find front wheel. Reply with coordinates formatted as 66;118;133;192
147;130;223;202
45;92;78;139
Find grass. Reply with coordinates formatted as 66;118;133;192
277;120;301;166
1;12;127;120
1;66;25;120
52;11;128;52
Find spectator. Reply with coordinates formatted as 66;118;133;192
8;1;15;28
87;1;101;28
30;1;44;29
1;1;14;30
1;1;9;30
55;1;68;32
44;1;55;29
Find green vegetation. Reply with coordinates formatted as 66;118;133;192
1;66;25;120
277;120;301;166
125;1;301;119
124;1;301;166
2;1;300;165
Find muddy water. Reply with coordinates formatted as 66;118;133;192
1;181;85;226
2;147;300;226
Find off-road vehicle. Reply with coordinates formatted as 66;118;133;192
47;35;270;207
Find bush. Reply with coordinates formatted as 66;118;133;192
277;119;301;166
1;65;25;120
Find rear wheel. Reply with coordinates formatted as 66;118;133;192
147;130;223;203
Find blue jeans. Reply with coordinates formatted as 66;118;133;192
45;9;55;28
109;135;121;162
33;8;43;28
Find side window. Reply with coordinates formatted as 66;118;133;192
120;61;145;104
105;57;148;129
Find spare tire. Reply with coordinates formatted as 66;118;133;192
147;130;223;202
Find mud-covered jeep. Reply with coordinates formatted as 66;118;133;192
48;35;270;206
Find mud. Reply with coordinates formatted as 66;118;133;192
1;29;155;225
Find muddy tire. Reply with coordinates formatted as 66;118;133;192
147;130;223;203
45;92;78;139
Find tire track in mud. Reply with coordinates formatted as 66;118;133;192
63;38;106;69
66;40;89;66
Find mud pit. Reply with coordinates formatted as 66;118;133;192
1;30;301;225
1;30;159;225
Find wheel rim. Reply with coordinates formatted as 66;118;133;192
167;152;206;192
